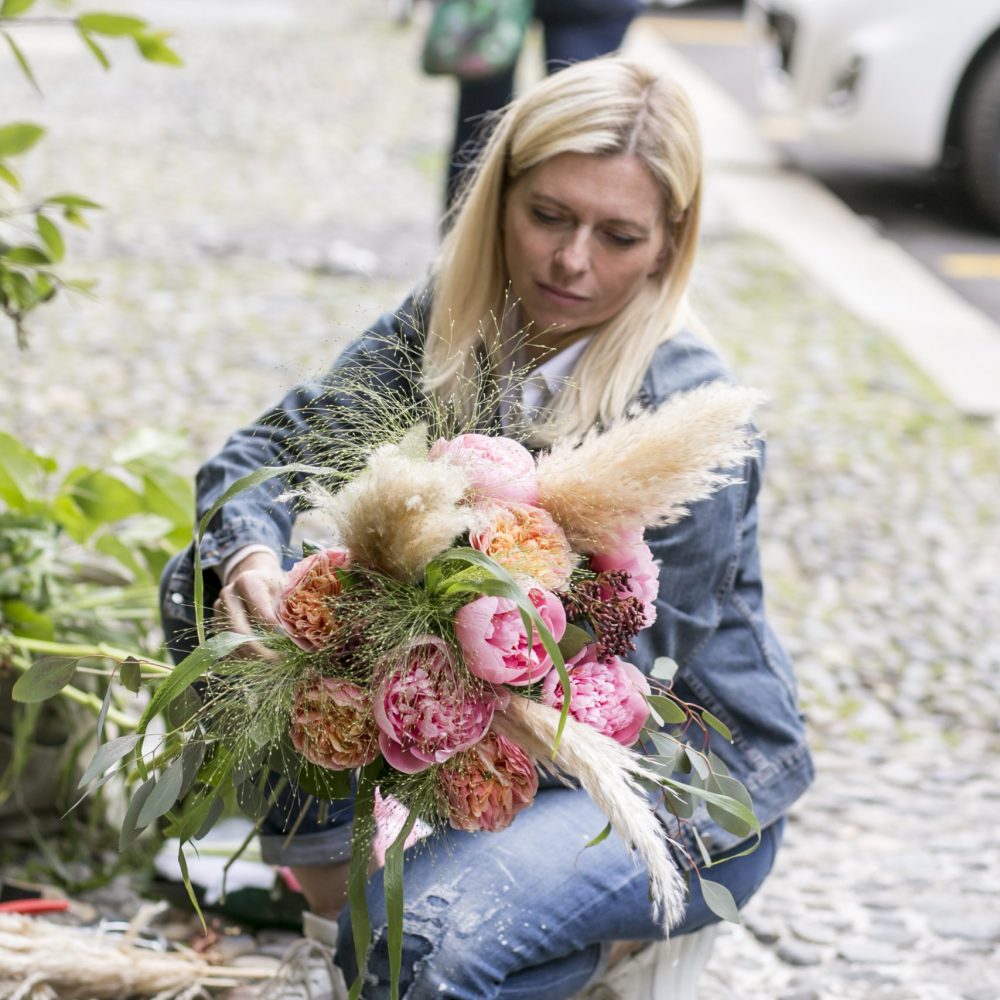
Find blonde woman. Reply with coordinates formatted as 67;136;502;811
161;57;812;1000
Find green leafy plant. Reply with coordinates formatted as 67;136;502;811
0;428;192;827
0;0;181;348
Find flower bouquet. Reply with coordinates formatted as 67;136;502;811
39;366;764;1000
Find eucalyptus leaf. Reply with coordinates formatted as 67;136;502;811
661;782;694;819
120;655;142;693
178;740;207;801
0;122;44;158
78;733;142;789
685;748;711;781
699;877;740;923
96;683;113;741
120;776;155;849
12;655;76;703
165;685;203;729
706;801;753;838
707;750;731;778
705;773;755;837
701;709;733;742
232;745;266;787
137;754;185;827
647;732;678;755
235;779;268;821
673;781;759;835
646;694;687;726
691;824;713;869
176;845;206;930
650;656;678;682
194;793;226;840
707;772;753;811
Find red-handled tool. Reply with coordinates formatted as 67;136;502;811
0;898;71;915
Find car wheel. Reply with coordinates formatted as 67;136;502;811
960;47;1000;230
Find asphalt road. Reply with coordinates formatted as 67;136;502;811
645;1;1000;329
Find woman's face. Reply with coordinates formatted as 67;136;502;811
502;152;669;348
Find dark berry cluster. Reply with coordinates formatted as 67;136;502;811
561;570;646;662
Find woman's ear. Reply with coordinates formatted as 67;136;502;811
649;216;680;277
648;241;672;278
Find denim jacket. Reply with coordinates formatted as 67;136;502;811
162;293;813;864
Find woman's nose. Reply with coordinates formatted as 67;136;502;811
554;229;590;276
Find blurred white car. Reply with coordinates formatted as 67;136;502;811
747;0;1000;226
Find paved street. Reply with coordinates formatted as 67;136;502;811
2;2;999;997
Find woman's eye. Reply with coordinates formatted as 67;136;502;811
532;208;563;225
605;231;638;248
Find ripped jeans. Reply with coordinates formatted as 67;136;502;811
261;783;783;1000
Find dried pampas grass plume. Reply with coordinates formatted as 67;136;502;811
0;910;275;998
536;382;764;553
494;697;686;931
314;427;479;582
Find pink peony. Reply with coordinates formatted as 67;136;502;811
590;528;660;627
542;644;651;746
428;433;539;505
438;730;539;832
470;502;576;591
374;636;504;773
277;548;352;651
454;588;566;686
290;675;379;770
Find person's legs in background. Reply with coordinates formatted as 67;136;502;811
444;1;641;210
447;68;516;209
536;0;639;73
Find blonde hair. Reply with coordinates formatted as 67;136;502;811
423;57;703;444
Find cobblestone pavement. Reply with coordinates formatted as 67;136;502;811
2;2;999;997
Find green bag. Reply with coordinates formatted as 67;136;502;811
421;0;534;81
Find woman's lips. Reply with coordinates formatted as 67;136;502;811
536;281;587;305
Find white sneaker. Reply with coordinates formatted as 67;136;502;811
578;925;719;1000
256;913;349;1000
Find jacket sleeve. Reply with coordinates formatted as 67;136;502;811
630;448;759;674
627;330;761;674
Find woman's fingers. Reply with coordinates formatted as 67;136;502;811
212;550;285;660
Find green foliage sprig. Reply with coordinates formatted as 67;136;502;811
0;428;193;817
0;0;181;348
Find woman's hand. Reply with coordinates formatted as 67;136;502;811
213;549;285;658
